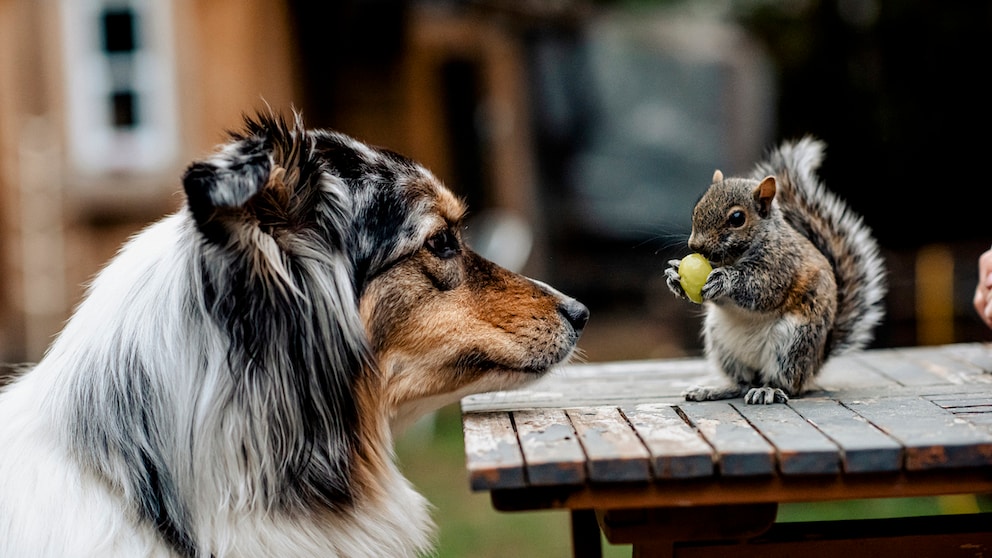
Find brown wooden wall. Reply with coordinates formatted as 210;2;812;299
0;0;301;360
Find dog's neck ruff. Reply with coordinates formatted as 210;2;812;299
0;214;433;557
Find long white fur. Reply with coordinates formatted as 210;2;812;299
0;215;433;557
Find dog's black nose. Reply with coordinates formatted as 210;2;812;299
559;299;590;334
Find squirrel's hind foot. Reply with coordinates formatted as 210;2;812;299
744;386;789;405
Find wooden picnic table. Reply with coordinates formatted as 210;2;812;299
460;342;992;557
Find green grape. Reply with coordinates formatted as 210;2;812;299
678;253;712;304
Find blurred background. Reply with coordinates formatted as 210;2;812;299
0;0;990;556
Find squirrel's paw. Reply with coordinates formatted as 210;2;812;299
744;387;789;405
700;267;729;301
664;260;690;300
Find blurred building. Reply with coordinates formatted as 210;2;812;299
0;0;300;359
1;0;990;362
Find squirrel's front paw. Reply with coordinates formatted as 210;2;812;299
700;267;729;300
664;259;690;300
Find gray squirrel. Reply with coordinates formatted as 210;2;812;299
665;137;887;404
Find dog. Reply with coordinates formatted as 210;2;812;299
0;111;589;557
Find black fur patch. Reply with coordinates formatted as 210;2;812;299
313;133;428;292
183;138;271;245
70;353;197;556
200;252;367;509
187;113;372;511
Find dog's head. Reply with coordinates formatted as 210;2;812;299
182;112;588;436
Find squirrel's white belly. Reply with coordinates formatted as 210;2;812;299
705;306;799;373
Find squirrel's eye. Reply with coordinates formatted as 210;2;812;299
426;229;460;259
728;210;746;228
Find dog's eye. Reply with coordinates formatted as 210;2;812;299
728;210;746;228
426;229;460;259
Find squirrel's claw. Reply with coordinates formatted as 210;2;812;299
744;386;789;405
664;261;689;300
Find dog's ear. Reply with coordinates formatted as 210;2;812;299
182;134;272;244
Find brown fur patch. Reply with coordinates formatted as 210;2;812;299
357;192;575;416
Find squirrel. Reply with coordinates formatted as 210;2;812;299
665;136;887;404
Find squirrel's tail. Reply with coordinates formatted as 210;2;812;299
752;136;887;355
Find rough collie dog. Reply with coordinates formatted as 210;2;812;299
0;112;589;557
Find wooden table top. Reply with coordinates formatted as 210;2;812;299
461;343;992;512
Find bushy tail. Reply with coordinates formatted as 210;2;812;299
752;136;887;355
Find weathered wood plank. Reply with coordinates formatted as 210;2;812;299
463;390;687;412
566;407;651;482
461;387;567;412
843;395;992;469
513;408;586;486
678;402;776;476
854;349;948;386
621;403;715;479
461;373;699;412
732;402;841;475
461;358;719;412
927;393;992;410
894;345;992;385
462;412;526;490
926;393;992;429
563;358;710;379
813;353;897;391
788;398;903;473
944;342;992;373
958;415;992;427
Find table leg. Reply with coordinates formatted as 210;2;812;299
570;509;603;558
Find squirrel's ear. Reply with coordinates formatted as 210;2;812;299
754;176;776;217
712;169;724;183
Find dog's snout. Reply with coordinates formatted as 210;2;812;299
526;278;589;334
559;299;590;334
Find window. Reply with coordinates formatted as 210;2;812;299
61;0;179;175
